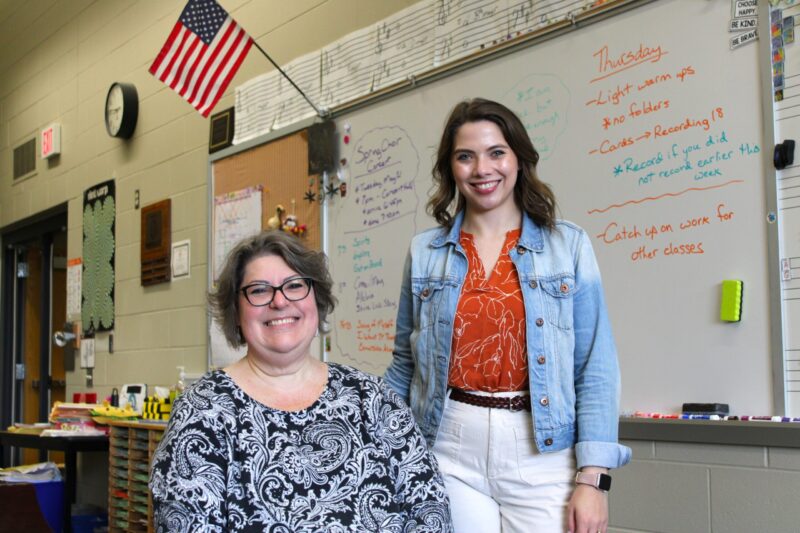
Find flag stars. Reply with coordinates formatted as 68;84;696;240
181;0;228;44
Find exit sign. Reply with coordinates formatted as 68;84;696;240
41;123;61;159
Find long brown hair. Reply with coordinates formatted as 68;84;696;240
428;98;557;229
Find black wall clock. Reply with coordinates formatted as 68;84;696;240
105;82;138;139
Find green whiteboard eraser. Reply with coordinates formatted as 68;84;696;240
720;280;743;322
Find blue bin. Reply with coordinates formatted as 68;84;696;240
32;480;64;533
71;512;108;533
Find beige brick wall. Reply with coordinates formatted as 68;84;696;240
610;440;800;533
0;0;416;401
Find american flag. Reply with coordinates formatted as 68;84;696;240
149;0;253;117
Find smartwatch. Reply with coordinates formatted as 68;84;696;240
575;471;612;492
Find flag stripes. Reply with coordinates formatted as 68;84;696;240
149;1;252;117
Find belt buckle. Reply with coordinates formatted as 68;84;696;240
508;397;523;412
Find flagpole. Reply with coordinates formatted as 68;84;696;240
251;40;327;118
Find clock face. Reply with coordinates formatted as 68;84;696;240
105;85;124;136
104;82;138;138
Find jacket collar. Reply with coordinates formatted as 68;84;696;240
519;211;545;252
431;210;545;252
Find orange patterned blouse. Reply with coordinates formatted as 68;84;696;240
448;229;529;392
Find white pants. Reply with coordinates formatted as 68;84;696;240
433;391;576;533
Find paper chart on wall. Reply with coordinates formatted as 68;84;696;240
234;71;279;145
320;25;377;109
80;338;95;369
233;0;597;145
272;50;321;130
67;258;82;318
373;3;436;91
213;186;262;280
233;51;320;144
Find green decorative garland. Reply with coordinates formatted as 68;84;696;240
82;180;115;334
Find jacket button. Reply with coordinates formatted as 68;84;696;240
535;318;544;327
421;288;430;297
537;355;546;364
529;280;538;289
517;246;526;254
560;283;569;294
544;438;553;446
539;396;549;406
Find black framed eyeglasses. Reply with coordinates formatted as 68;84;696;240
240;277;313;307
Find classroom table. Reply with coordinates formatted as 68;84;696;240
0;430;109;533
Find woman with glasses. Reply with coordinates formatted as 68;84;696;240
150;230;452;532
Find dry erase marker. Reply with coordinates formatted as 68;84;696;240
681;414;720;420
742;416;800;422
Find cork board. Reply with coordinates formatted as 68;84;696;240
212;130;320;250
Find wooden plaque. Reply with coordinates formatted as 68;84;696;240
209;107;234;153
140;199;171;286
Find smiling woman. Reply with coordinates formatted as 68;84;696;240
149;230;453;532
386;99;630;533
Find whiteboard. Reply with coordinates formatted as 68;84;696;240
327;0;776;414
770;1;800;415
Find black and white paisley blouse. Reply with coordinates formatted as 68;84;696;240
149;363;452;532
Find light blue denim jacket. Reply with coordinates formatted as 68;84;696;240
385;211;631;470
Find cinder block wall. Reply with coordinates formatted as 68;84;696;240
0;0;417;409
0;0;417;508
609;440;800;532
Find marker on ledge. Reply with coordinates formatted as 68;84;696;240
681;414;721;420
741;416;800;422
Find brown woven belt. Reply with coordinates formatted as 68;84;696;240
449;388;532;412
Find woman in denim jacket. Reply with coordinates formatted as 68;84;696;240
386;98;631;533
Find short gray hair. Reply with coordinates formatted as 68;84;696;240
209;230;336;348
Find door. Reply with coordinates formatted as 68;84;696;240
0;208;67;467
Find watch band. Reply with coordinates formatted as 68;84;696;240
575;471;612;492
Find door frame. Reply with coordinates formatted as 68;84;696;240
0;204;67;467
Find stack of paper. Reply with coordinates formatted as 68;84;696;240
7;422;51;435
48;402;105;434
0;462;62;482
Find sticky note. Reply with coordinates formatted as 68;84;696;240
720;280;743;322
